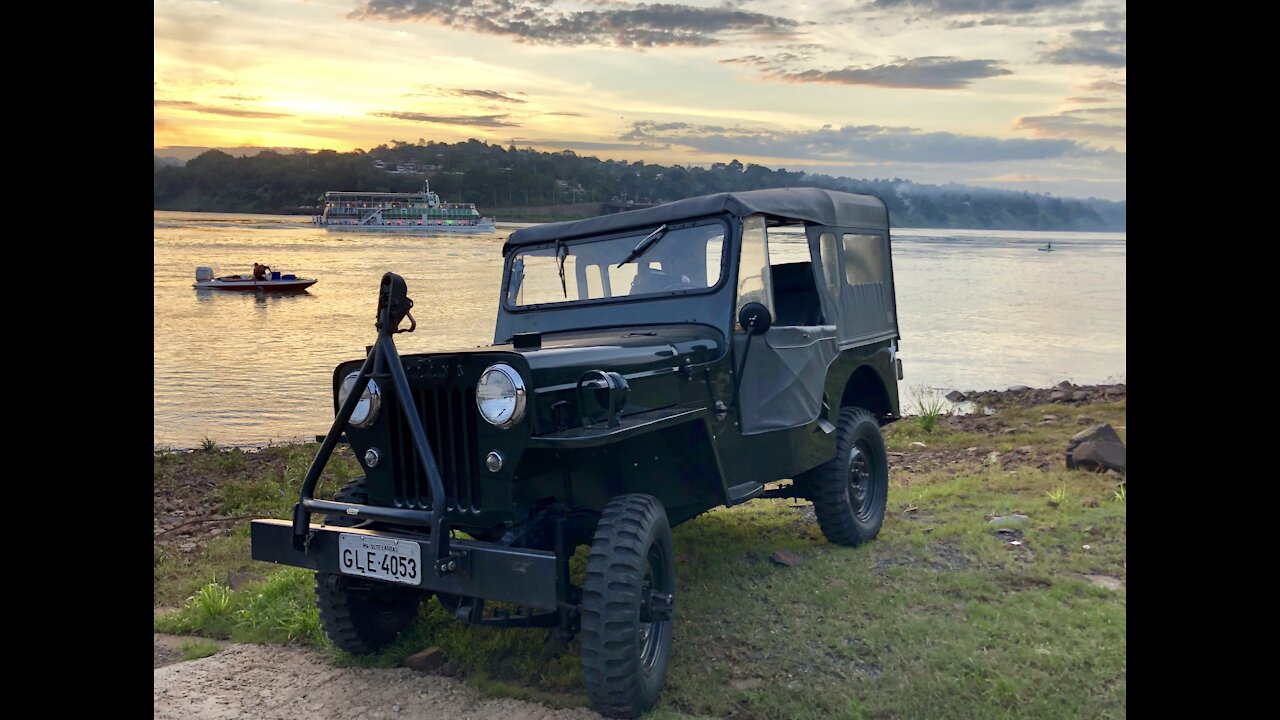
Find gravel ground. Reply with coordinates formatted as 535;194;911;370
153;643;601;720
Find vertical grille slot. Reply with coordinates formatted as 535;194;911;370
387;375;482;514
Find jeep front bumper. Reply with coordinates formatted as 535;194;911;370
250;519;560;610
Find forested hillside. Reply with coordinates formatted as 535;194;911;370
153;140;1125;230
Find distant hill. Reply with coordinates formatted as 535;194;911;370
153;140;1125;231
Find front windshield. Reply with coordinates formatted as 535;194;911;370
506;220;726;308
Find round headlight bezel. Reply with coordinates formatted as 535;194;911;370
476;363;526;429
338;371;381;428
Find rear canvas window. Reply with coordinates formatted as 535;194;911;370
842;233;887;285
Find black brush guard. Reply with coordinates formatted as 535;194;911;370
289;272;460;576
256;272;669;635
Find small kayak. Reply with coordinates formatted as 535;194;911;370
1037;246;1054;252
193;268;317;293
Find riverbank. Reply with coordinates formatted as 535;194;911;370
155;382;1125;718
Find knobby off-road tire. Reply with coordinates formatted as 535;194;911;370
811;407;890;547
315;477;423;655
581;494;676;719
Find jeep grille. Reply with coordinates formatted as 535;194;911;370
388;384;482;513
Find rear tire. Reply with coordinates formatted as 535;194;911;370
811;407;889;546
581;494;675;718
315;478;423;654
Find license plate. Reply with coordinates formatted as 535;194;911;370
337;533;421;586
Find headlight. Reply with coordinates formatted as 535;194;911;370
338;372;381;428
477;363;526;429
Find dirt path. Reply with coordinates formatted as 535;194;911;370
154;644;600;720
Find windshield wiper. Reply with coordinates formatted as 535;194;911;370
616;224;668;268
556;239;568;298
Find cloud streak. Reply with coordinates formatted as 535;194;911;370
349;0;800;48
622;120;1083;163
442;88;526;103
153;100;292;119
1014;107;1126;143
1083;79;1126;93
372;111;521;127
513;138;672;152
766;56;1011;89
1042;28;1126;67
871;0;1082;11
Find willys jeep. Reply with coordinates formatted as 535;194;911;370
251;187;902;718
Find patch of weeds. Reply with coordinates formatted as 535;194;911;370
194;581;233;619
1045;485;1069;507
1111;485;1126;503
911;386;947;433
199;436;219;452
232;571;323;644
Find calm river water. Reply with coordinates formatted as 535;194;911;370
153;211;1125;448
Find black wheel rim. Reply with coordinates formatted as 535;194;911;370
637;544;671;673
847;439;879;522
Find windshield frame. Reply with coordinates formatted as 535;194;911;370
501;215;733;313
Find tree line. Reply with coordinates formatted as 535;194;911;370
153;139;1125;231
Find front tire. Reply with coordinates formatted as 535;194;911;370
581;494;676;718
315;478;423;654
811;407;889;546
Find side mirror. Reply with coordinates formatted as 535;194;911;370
737;302;773;336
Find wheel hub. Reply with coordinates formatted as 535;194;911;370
847;441;876;520
636;552;672;673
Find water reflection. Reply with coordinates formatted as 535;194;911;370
193;287;318;306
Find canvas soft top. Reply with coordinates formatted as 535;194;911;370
502;187;888;253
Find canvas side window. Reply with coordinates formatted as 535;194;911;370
735;214;773;329
842;232;894;330
819;232;840;299
842;233;886;285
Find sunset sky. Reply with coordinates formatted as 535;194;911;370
153;0;1126;200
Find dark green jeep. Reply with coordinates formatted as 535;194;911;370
251;187;902;718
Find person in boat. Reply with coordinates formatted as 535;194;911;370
252;263;271;281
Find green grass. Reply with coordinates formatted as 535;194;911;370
153;443;362;607
155;398;1126;718
157;569;323;644
179;639;223;661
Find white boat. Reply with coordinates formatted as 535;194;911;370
312;180;496;232
192;266;317;293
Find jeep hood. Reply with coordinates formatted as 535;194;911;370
495;324;725;388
